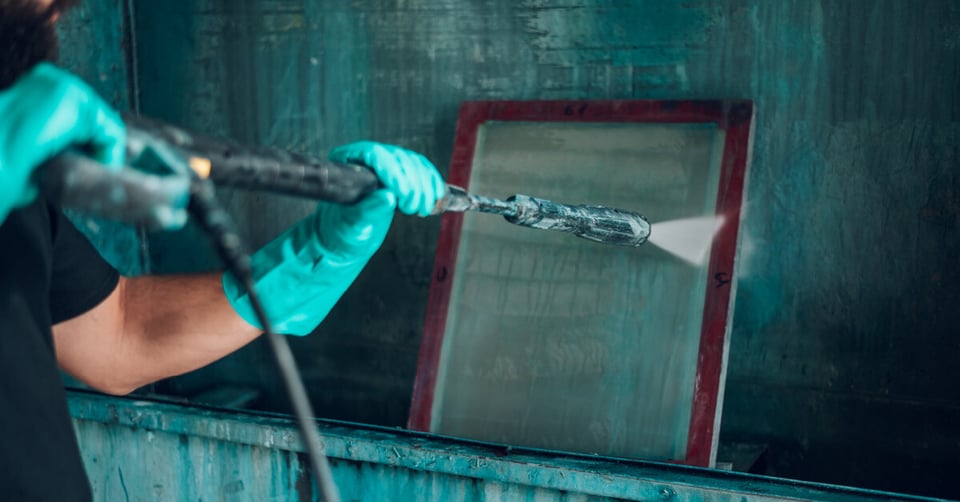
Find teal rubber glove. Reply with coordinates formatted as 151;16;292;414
223;142;447;335
0;63;126;224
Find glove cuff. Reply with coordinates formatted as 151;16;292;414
222;213;375;336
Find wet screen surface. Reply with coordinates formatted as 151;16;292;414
431;121;726;461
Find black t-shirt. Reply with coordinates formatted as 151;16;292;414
0;198;119;501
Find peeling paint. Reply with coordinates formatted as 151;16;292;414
70;392;938;502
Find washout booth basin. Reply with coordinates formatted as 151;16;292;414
68;391;940;501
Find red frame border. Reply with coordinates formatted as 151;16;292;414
407;100;754;467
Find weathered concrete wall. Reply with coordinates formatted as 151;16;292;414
129;0;960;498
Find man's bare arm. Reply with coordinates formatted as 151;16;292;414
50;141;445;396
52;274;262;395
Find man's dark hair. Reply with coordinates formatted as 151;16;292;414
0;0;80;90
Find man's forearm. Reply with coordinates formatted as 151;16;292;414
51;140;444;396
54;273;263;395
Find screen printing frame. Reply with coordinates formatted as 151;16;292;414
408;99;755;467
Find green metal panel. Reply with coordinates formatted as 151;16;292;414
69;392;941;502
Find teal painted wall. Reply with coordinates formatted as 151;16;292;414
119;0;960;498
56;0;146;276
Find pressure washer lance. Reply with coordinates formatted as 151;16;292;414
42;114;652;246
36;115;657;502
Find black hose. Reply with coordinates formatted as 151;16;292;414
187;179;341;502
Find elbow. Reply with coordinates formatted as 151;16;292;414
95;383;139;397
74;373;142;396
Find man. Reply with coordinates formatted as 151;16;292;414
0;0;446;499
